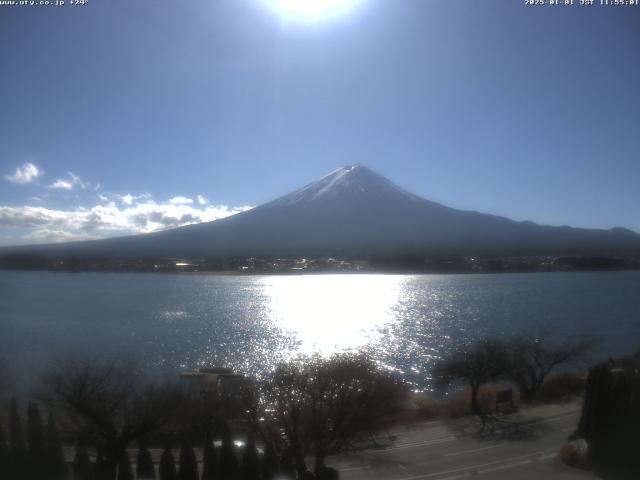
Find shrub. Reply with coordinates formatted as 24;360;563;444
536;373;585;404
0;422;9;474
9;398;27;478
257;353;406;476
201;436;218;480
178;441;198;480
241;435;260;480
159;447;177;480
136;441;156;479
72;443;94;480
576;361;640;478
117;451;134;480
218;424;240;480
260;442;278;480
433;340;508;414
46;411;69;479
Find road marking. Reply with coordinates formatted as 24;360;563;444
387;409;580;450
528;410;580;426
339;450;558;476
436;474;471;480
417;419;444;427
477;459;533;474
537;453;557;461
337;410;576;478
394;448;557;480
386;414;573;452
396;466;481;480
386;437;456;451
339;465;366;472
410;409;579;432
443;443;505;457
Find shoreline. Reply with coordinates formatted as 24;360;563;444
1;266;639;276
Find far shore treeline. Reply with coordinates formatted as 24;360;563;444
1;252;639;275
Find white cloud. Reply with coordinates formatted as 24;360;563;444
68;172;89;189
4;162;42;184
197;195;209;205
117;193;151;206
0;197;253;244
50;179;74;190
169;196;194;205
49;172;88;191
24;228;95;244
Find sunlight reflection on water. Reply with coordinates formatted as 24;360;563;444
261;274;402;354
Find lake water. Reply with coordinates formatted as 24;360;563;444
1;270;639;390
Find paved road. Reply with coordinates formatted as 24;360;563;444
329;403;598;480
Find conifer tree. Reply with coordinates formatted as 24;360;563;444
95;454;110;480
218;424;239;480
201;434;218;480
0;422;9;475
178;440;198;480
72;443;94;480
117;451;134;480
159;447;178;480
136;440;156;479
46;411;69;480
260;442;279;480
241;435;260;480
27;402;47;477
9;398;27;478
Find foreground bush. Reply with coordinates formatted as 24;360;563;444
505;333;595;403
576;355;640;479
536;373;585;404
434;340;508;414
254;353;407;477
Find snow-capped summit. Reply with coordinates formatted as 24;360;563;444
270;165;422;206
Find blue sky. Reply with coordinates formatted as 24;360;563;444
1;0;639;245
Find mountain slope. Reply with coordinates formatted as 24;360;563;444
3;165;640;259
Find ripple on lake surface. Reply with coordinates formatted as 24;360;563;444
1;270;639;389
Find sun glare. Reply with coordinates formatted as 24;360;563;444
260;0;364;22
262;274;402;355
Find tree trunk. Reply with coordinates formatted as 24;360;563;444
103;441;126;480
519;387;535;404
314;451;325;474
295;453;308;479
102;455;118;480
470;384;480;414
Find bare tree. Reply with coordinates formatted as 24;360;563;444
505;331;596;402
255;353;406;477
42;360;183;480
434;339;508;414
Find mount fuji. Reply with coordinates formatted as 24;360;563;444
3;165;640;260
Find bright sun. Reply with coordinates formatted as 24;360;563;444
260;0;364;22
